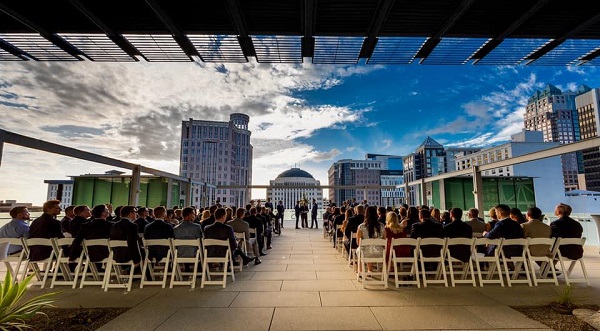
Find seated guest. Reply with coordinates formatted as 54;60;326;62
112;206;122;224
173;207;203;260
260;207;273;250
28;200;64;261
69;205;91;238
134;207;150;234
510;208;527;224
440;211;452;227
377;206;387;225
431;208;441;223
111;206;143;265
356;206;384;272
244;207;265;256
165;209;178;226
442;207;473;262
550;203;583;260
403;207;420;236
143;206;175;262
343;205;365;255
204;208;253;266
521;206;551;258
69;204;112;262
486;207;499;232
410;209;444;256
384;211;409;266
0;206;30;254
484;204;524;257
201;205;218;230
332;207;346;248
228;207;261;264
60;205;75;236
467;208;486;234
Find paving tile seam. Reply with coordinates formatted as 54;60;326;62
151;307;181;331
267;306;276;331
228;291;241;308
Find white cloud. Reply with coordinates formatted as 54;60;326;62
0;61;380;204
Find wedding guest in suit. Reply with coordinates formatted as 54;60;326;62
60;205;75;236
28;200;64;262
484;204;524;257
69;204;112;263
521;206;551;258
111;206;142;265
204;208;253;265
550;203;583;260
143;206;175;263
442;208;473;262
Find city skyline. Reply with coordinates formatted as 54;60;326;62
1;60;599;205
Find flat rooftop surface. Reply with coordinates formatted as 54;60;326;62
9;224;600;331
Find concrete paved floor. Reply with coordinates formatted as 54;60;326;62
12;225;600;330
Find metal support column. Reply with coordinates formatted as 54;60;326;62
420;179;427;206
439;178;446;210
0;129;4;167
472;166;484;212
129;165;141;206
166;178;173;207
186;178;192;207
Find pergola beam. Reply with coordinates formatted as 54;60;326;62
225;0;255;57
527;11;600;62
0;3;85;60
416;0;475;60
69;0;143;61
359;0;395;58
302;0;315;58
144;0;200;60
0;38;31;60
472;0;550;62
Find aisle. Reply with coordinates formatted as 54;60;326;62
94;227;572;330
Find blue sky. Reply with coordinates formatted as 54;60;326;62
0;60;598;205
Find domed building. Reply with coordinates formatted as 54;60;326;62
267;168;322;210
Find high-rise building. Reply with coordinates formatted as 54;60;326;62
267;168;322;210
524;84;591;190
180;114;252;207
44;180;74;209
366;154;405;206
454;130;563;212
575;88;600;191
328;159;382;206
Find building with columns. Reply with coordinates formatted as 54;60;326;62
267;168;322;210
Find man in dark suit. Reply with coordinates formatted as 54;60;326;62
442;207;473;262
28;200;64;261
300;202;309;228
69;205;91;238
310;199;319;229
201;205;218;231
550;203;584;260
244;207;266;256
111;206;143;265
276;200;285;229
204;207;253;265
60;205;75;236
294;201;301;229
484;204;524;257
344;205;365;255
410;209;444;258
143;206;175;262
264;198;274;213
69;204;113;262
134;207;149;234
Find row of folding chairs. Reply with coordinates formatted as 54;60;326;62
0;237;239;291
348;236;589;289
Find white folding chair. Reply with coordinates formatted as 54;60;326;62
335;225;344;254
50;238;80;288
388;238;420;288
445;237;476;287
499;238;532;287
201;239;235;288
140;238;172;288
555;237;590;286
23;238;56;288
104;240;136;291
418;238;448;287
79;239;110;289
170;238;202;289
348;232;357;271
356;238;388;289
233;232;246;272
473;238;504;287
0;238;28;282
525;237;558;286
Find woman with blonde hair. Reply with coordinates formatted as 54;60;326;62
431;208;441;223
486;207;499;231
384;212;409;267
200;210;211;222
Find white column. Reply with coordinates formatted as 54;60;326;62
129;165;141;206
